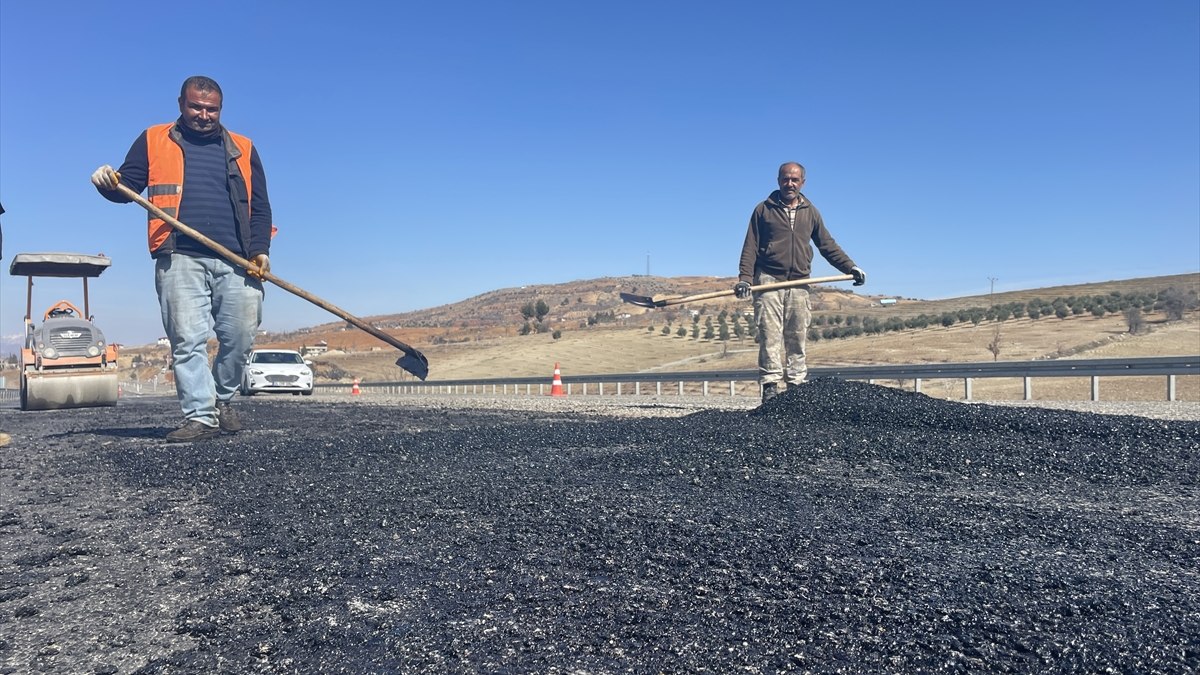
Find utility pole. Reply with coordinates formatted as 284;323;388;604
646;253;650;277
988;277;998;295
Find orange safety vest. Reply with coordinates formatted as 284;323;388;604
143;123;254;253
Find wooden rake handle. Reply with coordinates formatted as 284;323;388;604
110;180;429;379
713;274;856;302
661;274;856;306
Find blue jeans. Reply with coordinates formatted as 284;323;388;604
156;254;263;426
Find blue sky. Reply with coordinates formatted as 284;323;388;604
2;0;1198;348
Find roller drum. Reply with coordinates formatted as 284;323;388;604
20;371;119;411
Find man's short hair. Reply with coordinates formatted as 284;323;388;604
778;162;806;179
180;75;223;100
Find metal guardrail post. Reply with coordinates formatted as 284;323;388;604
964;377;972;401
1024;377;1032;400
1091;376;1100;402
1169;375;1176;401
915;378;922;393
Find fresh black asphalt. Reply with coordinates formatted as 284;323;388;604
1;379;1197;673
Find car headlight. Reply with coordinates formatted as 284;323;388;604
87;345;101;357
42;346;59;359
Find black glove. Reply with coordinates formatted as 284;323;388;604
734;281;753;300
851;266;867;286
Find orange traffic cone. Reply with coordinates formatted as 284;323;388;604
351;378;361;396
549;363;566;397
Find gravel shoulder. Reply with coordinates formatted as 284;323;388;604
330;390;1200;421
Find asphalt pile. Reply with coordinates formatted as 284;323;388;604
1;378;1197;673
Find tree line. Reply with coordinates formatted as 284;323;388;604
807;288;1195;342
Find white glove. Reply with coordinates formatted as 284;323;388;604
248;254;270;280
91;165;119;190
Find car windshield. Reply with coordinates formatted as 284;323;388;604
253;352;303;365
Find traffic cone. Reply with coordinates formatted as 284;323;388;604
351;378;361;396
549;363;566;397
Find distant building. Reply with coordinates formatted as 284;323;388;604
879;298;898;306
302;340;328;356
156;337;170;347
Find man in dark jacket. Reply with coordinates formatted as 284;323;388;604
736;162;866;402
91;76;273;442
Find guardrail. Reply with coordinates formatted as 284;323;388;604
315;355;1198;402
3;356;1193;404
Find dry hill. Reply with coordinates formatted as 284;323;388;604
274;273;1197;382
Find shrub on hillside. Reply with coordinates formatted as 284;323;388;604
1160;286;1197;321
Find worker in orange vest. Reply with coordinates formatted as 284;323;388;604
91;76;274;443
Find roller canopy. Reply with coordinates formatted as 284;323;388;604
9;253;112;278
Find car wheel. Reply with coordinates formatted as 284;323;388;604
302;389;313;396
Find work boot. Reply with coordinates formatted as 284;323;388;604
166;420;220;443
761;383;779;403
216;401;243;432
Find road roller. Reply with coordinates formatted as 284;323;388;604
9;253;119;411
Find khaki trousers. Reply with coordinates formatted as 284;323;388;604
753;273;811;385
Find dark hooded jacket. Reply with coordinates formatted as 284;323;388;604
738;190;856;283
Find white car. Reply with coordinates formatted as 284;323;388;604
241;349;314;396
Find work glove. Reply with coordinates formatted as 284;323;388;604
851;266;867;286
91;165;119;190
734;281;753;300
248;254;270;280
